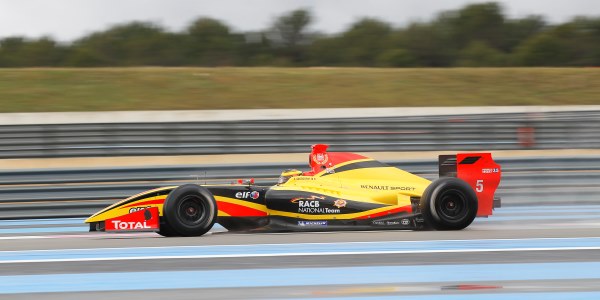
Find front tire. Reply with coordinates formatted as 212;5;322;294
162;184;217;237
420;177;478;230
157;220;180;237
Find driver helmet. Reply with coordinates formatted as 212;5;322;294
278;169;303;185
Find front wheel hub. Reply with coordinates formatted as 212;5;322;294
186;206;197;216
177;195;207;226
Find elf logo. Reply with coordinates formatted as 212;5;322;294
128;206;151;214
235;191;260;199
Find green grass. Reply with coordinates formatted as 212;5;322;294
0;67;598;112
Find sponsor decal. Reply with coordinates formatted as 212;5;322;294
401;219;410;225
372;220;402;226
295;177;316;181
360;185;416;191
361;184;389;190
291;196;340;214
235;191;260;200
290;195;325;204
390;186;416;191
105;207;159;231
299;207;340;214
299;201;320;207
482;168;500;174
128;206;151;214
333;199;347;208
312;153;329;164
298;220;328;226
110;220;153;230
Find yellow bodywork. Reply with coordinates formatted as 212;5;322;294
85;186;176;223
85;158;431;223
267;158;431;219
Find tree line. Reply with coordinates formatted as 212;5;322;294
1;2;598;67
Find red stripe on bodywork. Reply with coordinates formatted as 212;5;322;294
123;199;165;208
217;201;267;217
354;205;412;220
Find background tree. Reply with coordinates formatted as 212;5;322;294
184;18;236;66
458;41;506;66
502;15;547;53
67;22;179;66
564;17;600;66
0;2;597;68
0;37;29;67
268;9;313;65
307;34;342;66
399;21;456;67
450;2;506;50
513;31;569;66
337;18;393;66
235;32;274;66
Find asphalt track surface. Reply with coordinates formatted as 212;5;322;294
1;205;600;299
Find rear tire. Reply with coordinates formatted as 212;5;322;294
420;177;478;230
162;184;217;237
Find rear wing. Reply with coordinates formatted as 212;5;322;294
439;153;501;217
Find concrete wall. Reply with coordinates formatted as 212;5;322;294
1;105;600;125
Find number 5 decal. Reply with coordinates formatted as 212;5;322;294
476;179;484;192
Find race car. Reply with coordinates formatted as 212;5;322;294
85;144;501;237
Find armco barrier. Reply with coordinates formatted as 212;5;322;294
0;110;599;158
1;157;599;219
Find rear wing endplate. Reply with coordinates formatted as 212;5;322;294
439;153;501;216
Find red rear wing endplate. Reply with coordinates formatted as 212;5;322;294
439;153;501;216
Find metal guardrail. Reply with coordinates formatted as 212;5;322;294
1;157;599;219
0;111;599;158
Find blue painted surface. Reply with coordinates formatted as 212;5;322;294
0;226;85;234
0;218;86;226
1;262;600;294
1;214;596;234
1;205;599;234
495;207;600;214
1;206;599;296
498;205;600;211
2;237;600;262
0;223;224;235
476;214;600;222
291;292;600;300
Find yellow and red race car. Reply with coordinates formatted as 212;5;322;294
85;144;501;237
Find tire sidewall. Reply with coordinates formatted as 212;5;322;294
163;184;217;236
157;220;179;237
421;177;478;230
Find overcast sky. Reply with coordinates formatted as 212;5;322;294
0;0;597;42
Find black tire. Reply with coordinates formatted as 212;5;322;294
157;219;180;237
420;177;478;230
162;184;217;237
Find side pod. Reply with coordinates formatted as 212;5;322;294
439;153;501;217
